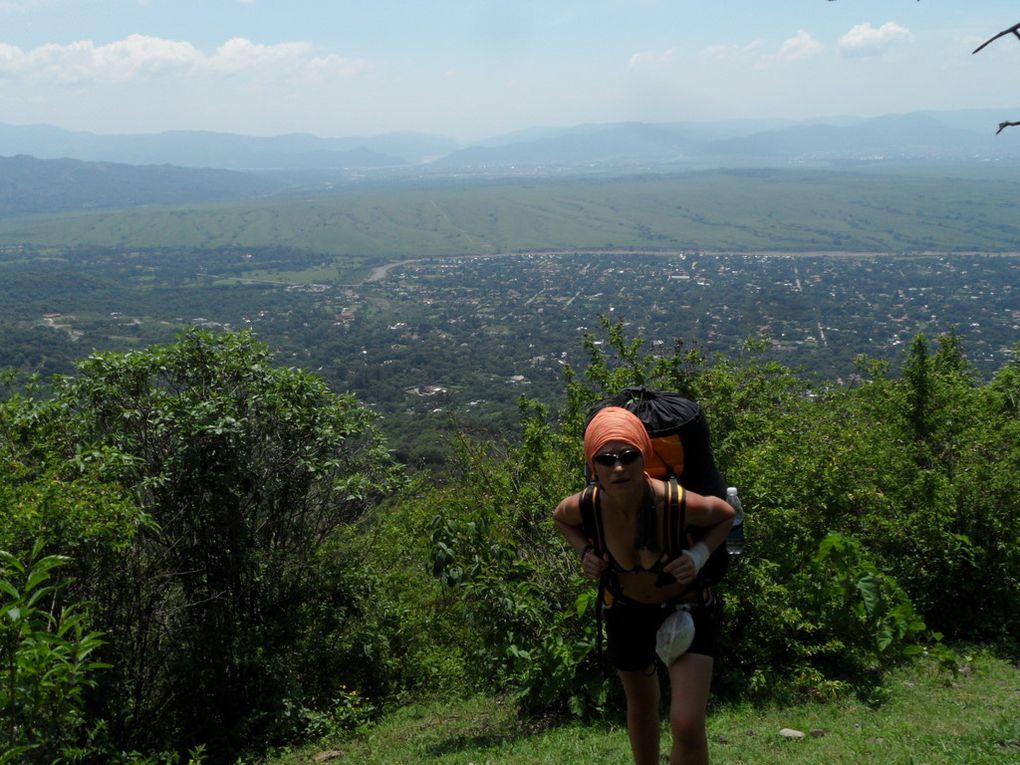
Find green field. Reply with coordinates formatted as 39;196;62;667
2;169;1020;257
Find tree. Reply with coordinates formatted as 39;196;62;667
5;329;403;760
902;333;933;445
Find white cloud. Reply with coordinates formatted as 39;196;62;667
838;22;912;57
628;48;677;70
775;30;823;62
704;39;764;60
756;30;823;69
206;37;312;75
0;35;368;82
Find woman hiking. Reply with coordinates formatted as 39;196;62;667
553;406;734;765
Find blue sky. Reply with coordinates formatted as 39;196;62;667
1;0;1018;139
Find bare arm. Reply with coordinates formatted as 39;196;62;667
662;489;734;584
686;491;735;553
553;494;608;579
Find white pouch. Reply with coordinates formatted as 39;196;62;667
655;607;695;666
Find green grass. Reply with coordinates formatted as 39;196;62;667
263;649;1020;764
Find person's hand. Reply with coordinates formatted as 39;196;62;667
662;553;698;587
581;549;609;579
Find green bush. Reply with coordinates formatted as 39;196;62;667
2;318;1015;756
429;320;1016;709
417;402;611;718
0;541;107;763
1;330;403;762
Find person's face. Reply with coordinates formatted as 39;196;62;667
591;439;644;486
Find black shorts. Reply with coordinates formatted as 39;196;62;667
604;598;721;672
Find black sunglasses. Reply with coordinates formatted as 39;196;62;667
593;449;642;467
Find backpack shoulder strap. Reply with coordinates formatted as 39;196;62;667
665;476;687;559
672;477;718;604
579;484;606;557
580;483;611;663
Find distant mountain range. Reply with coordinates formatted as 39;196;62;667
0;124;460;171
697;113;1012;164
1;109;1018;217
432;111;1020;172
4;110;1019;174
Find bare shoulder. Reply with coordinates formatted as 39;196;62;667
651;476;689;505
553;491;584;525
650;476;669;506
685;487;734;525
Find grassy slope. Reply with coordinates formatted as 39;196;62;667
1;170;1020;258
267;650;1020;764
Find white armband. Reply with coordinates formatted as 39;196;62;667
682;542;711;572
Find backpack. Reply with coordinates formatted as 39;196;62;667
581;387;731;587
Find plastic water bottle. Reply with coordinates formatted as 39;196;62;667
725;487;745;555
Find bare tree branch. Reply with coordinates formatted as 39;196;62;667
972;22;1020;55
970;21;1020;132
824;4;1018;133
829;4;1020;133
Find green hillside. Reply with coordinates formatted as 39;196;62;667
2;169;1020;256
0;154;285;217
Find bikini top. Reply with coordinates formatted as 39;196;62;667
588;477;685;580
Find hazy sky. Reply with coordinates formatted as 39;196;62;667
1;0;1018;139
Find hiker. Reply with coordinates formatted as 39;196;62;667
553;406;734;765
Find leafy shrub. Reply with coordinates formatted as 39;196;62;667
807;535;928;670
1;330;403;761
421;402;612;718
3;315;1015;756
0;541;107;763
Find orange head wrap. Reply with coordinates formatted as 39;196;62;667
583;406;653;471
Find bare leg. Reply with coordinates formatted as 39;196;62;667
617;667;661;765
666;653;714;765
